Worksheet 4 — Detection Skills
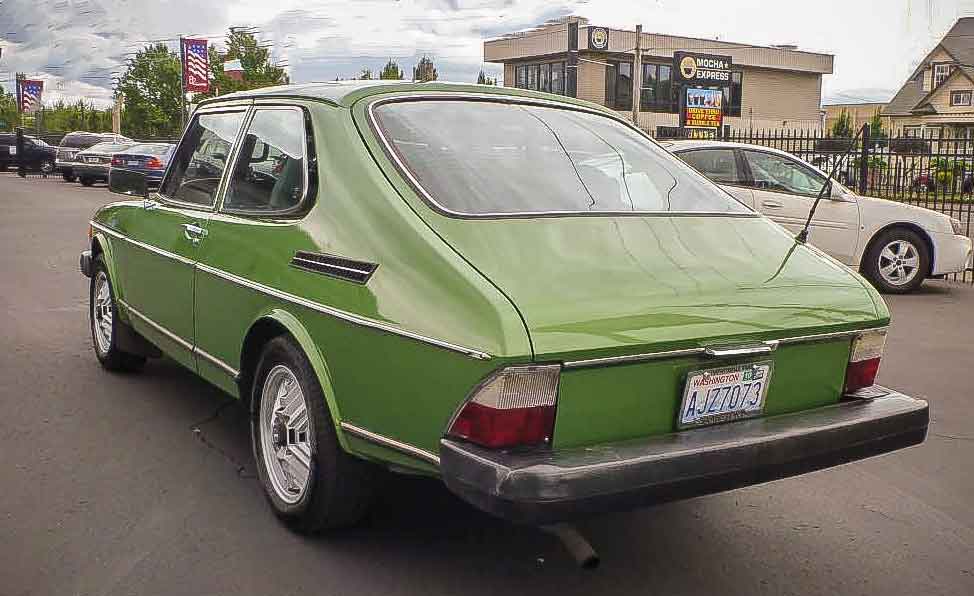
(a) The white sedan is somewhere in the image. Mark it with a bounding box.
[668,140,973,293]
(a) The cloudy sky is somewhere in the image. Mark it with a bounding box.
[2,0,974,108]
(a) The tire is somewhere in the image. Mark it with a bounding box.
[63,173,77,183]
[80,177,95,187]
[251,336,377,533]
[861,228,930,294]
[89,256,146,371]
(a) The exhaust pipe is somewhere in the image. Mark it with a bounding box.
[541,523,600,569]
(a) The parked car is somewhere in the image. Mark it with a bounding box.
[668,140,973,293]
[73,141,136,186]
[0,133,57,174]
[56,132,132,182]
[109,143,175,187]
[81,82,928,534]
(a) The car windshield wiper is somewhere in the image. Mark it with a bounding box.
[796,125,867,244]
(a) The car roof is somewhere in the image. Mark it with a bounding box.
[664,139,812,159]
[197,80,610,112]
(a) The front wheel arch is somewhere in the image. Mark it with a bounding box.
[237,310,348,451]
[860,223,935,279]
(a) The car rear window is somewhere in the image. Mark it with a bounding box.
[373,99,750,216]
[61,134,102,149]
[125,143,173,155]
[85,143,132,154]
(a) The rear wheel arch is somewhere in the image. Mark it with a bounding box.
[860,222,935,277]
[90,234,125,304]
[238,309,349,450]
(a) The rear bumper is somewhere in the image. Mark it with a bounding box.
[73,164,109,179]
[440,389,928,525]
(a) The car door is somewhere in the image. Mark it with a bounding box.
[676,147,754,208]
[192,105,314,394]
[740,149,860,265]
[114,109,247,370]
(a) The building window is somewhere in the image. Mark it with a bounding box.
[639,63,673,113]
[606,61,633,110]
[722,71,743,117]
[551,62,565,94]
[934,63,953,87]
[950,90,972,106]
[513,62,566,95]
[903,126,921,138]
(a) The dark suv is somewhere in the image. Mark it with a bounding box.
[0,133,57,174]
[56,132,132,182]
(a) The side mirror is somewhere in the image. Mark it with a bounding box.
[108,168,148,200]
[830,182,853,201]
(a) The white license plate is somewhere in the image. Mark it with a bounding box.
[8,146,16,155]
[127,160,140,166]
[87,157,99,163]
[678,362,772,428]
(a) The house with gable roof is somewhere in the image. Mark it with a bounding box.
[885,17,974,138]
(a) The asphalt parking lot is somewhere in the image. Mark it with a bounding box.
[1,173,972,596]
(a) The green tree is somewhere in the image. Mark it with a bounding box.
[413,55,437,82]
[198,29,289,99]
[359,68,374,80]
[0,88,18,130]
[117,43,183,138]
[476,70,497,86]
[830,109,853,137]
[868,108,886,139]
[380,60,404,80]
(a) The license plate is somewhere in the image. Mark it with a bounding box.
[678,362,772,428]
[127,160,140,166]
[8,146,16,155]
[87,157,99,163]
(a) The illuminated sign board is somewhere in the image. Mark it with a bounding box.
[683,88,723,129]
[673,51,733,84]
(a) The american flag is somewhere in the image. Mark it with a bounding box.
[181,37,210,93]
[17,79,44,113]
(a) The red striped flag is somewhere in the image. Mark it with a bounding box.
[17,79,44,113]
[181,38,210,93]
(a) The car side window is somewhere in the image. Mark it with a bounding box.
[160,111,245,206]
[743,150,825,196]
[223,108,307,213]
[678,149,745,185]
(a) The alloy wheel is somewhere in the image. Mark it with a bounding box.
[92,271,113,354]
[259,365,313,504]
[877,240,920,287]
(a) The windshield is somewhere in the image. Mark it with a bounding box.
[373,100,750,216]
[85,142,132,154]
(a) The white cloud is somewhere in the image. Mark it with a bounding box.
[4,0,974,109]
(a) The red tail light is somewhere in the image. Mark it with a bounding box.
[448,365,560,449]
[146,157,164,169]
[111,156,123,166]
[844,330,886,394]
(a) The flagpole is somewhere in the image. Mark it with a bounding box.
[179,36,187,132]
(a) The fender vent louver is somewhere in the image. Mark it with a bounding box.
[290,251,378,284]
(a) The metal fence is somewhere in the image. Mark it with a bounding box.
[656,124,973,283]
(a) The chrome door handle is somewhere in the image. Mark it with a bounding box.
[762,200,784,209]
[182,223,208,243]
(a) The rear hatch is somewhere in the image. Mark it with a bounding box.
[425,214,887,447]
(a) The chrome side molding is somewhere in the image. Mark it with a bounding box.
[340,422,440,466]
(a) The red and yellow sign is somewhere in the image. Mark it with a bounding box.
[684,88,723,129]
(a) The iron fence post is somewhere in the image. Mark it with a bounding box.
[858,123,871,195]
[15,127,25,178]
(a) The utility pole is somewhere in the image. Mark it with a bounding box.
[631,24,643,127]
[179,36,187,131]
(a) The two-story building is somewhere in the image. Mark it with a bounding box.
[483,16,834,133]
[885,17,974,138]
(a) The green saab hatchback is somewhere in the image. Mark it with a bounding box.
[80,81,928,531]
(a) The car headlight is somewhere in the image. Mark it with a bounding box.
[951,217,964,235]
